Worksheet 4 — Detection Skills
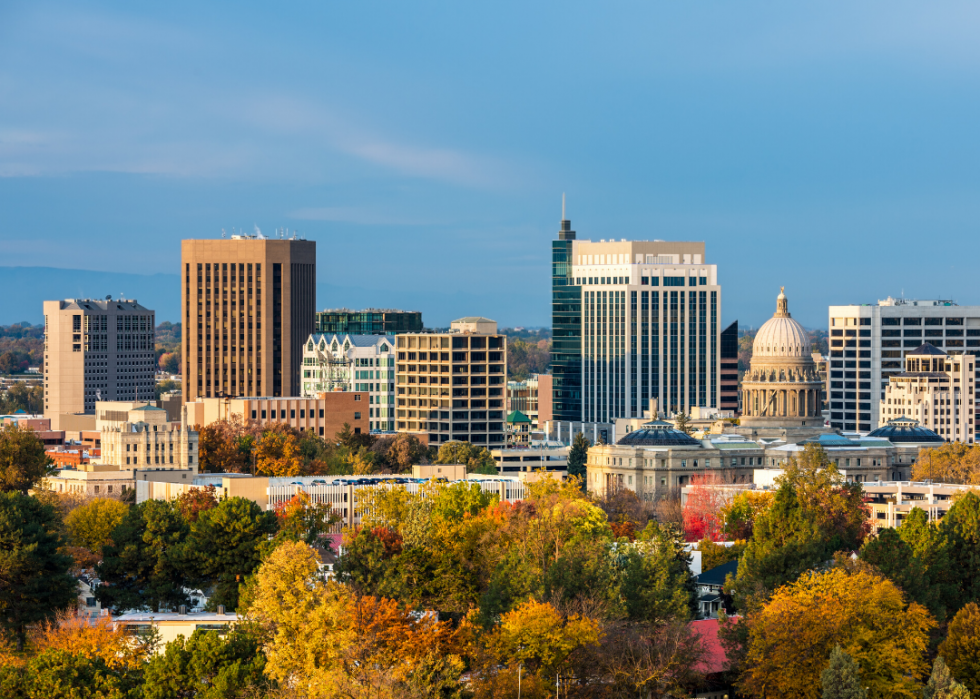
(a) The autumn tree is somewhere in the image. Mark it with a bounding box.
[567,431,590,485]
[0,423,55,493]
[719,490,773,540]
[821,645,867,699]
[923,657,971,699]
[682,474,727,542]
[183,496,278,610]
[254,425,303,477]
[698,538,746,572]
[740,567,934,699]
[913,443,980,485]
[435,440,496,473]
[371,433,428,472]
[174,484,218,522]
[939,602,980,697]
[28,607,150,670]
[63,497,129,558]
[0,493,76,651]
[272,491,340,547]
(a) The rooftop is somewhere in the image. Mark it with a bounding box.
[617,420,702,447]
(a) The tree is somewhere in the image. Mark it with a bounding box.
[64,497,130,556]
[0,423,55,493]
[740,567,934,699]
[143,627,269,699]
[940,491,980,611]
[435,440,496,472]
[335,422,375,450]
[272,491,340,547]
[0,493,75,651]
[174,484,218,523]
[5,649,139,698]
[183,496,278,610]
[97,499,190,613]
[924,657,971,699]
[913,443,980,485]
[682,474,727,542]
[158,351,180,374]
[939,602,980,697]
[618,521,698,622]
[372,433,428,473]
[719,490,773,540]
[28,607,149,670]
[567,431,590,485]
[673,412,693,435]
[821,645,867,699]
[254,426,303,477]
[860,527,945,620]
[699,538,746,572]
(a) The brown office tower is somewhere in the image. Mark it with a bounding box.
[181,235,316,401]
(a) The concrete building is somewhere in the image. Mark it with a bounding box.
[394,317,507,446]
[185,392,369,438]
[300,334,396,431]
[506,374,552,430]
[96,402,198,469]
[315,308,422,336]
[828,297,980,433]
[550,210,723,428]
[879,345,976,443]
[43,298,156,420]
[181,234,316,402]
[115,611,239,650]
[863,480,969,531]
[490,445,568,476]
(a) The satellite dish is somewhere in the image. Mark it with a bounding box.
[105,295,111,300]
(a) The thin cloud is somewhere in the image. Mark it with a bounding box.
[288,207,444,226]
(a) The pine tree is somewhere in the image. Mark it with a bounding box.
[821,645,867,699]
[674,412,693,435]
[567,432,590,488]
[924,657,971,699]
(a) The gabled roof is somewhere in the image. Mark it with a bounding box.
[309,334,395,348]
[131,404,164,411]
[697,559,738,587]
[908,343,946,356]
[453,316,495,323]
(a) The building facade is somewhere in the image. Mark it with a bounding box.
[300,334,396,431]
[181,235,316,402]
[394,317,507,446]
[719,321,739,414]
[314,309,422,336]
[43,299,156,418]
[879,345,976,443]
[506,374,552,430]
[827,297,980,432]
[185,392,369,438]
[97,403,198,469]
[551,215,723,426]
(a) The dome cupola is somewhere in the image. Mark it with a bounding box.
[752,287,812,359]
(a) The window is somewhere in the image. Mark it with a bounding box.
[355,394,362,401]
[354,412,361,419]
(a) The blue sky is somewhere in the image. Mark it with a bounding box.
[2,1,980,328]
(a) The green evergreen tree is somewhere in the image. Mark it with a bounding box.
[183,497,278,610]
[567,431,590,487]
[144,628,268,699]
[924,657,971,699]
[941,491,980,611]
[821,645,867,699]
[0,423,55,493]
[674,412,693,435]
[0,493,76,651]
[860,527,944,620]
[97,499,190,613]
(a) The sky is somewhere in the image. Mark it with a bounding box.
[2,1,980,328]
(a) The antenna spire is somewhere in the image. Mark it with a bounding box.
[562,192,566,221]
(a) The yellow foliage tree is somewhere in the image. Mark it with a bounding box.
[28,608,151,669]
[741,567,935,699]
[63,497,129,556]
[913,443,980,484]
[254,428,303,477]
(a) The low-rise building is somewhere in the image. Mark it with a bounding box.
[862,481,969,531]
[315,308,422,336]
[879,344,976,443]
[185,392,369,438]
[506,374,552,430]
[300,334,395,431]
[696,560,737,620]
[114,610,239,651]
[490,445,568,476]
[40,467,199,498]
[96,402,198,469]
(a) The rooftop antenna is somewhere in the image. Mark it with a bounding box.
[562,192,566,220]
[221,228,226,239]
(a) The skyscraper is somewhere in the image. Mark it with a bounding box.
[551,214,722,424]
[827,297,980,433]
[43,298,156,417]
[181,234,316,401]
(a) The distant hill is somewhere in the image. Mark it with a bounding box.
[0,266,547,327]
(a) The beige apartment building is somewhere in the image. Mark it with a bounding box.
[395,317,507,446]
[879,343,976,443]
[185,392,369,437]
[181,235,316,402]
[96,402,199,469]
[43,298,156,422]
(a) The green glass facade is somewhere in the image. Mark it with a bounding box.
[315,309,422,336]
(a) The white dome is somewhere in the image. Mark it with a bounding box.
[753,288,812,359]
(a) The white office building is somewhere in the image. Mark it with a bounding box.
[828,298,980,432]
[300,334,396,431]
[571,239,722,423]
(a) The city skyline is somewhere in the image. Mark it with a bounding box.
[4,1,980,329]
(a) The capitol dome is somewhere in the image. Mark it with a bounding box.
[752,287,811,359]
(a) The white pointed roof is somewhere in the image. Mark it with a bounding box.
[753,287,811,359]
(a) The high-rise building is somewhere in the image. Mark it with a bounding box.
[394,317,507,446]
[43,298,156,418]
[181,235,316,401]
[828,297,980,432]
[315,309,422,336]
[551,217,723,424]
[720,321,739,414]
[879,344,975,443]
[301,333,396,431]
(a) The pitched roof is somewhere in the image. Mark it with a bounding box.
[690,617,737,675]
[908,342,946,356]
[131,404,164,411]
[697,559,738,587]
[506,410,532,424]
